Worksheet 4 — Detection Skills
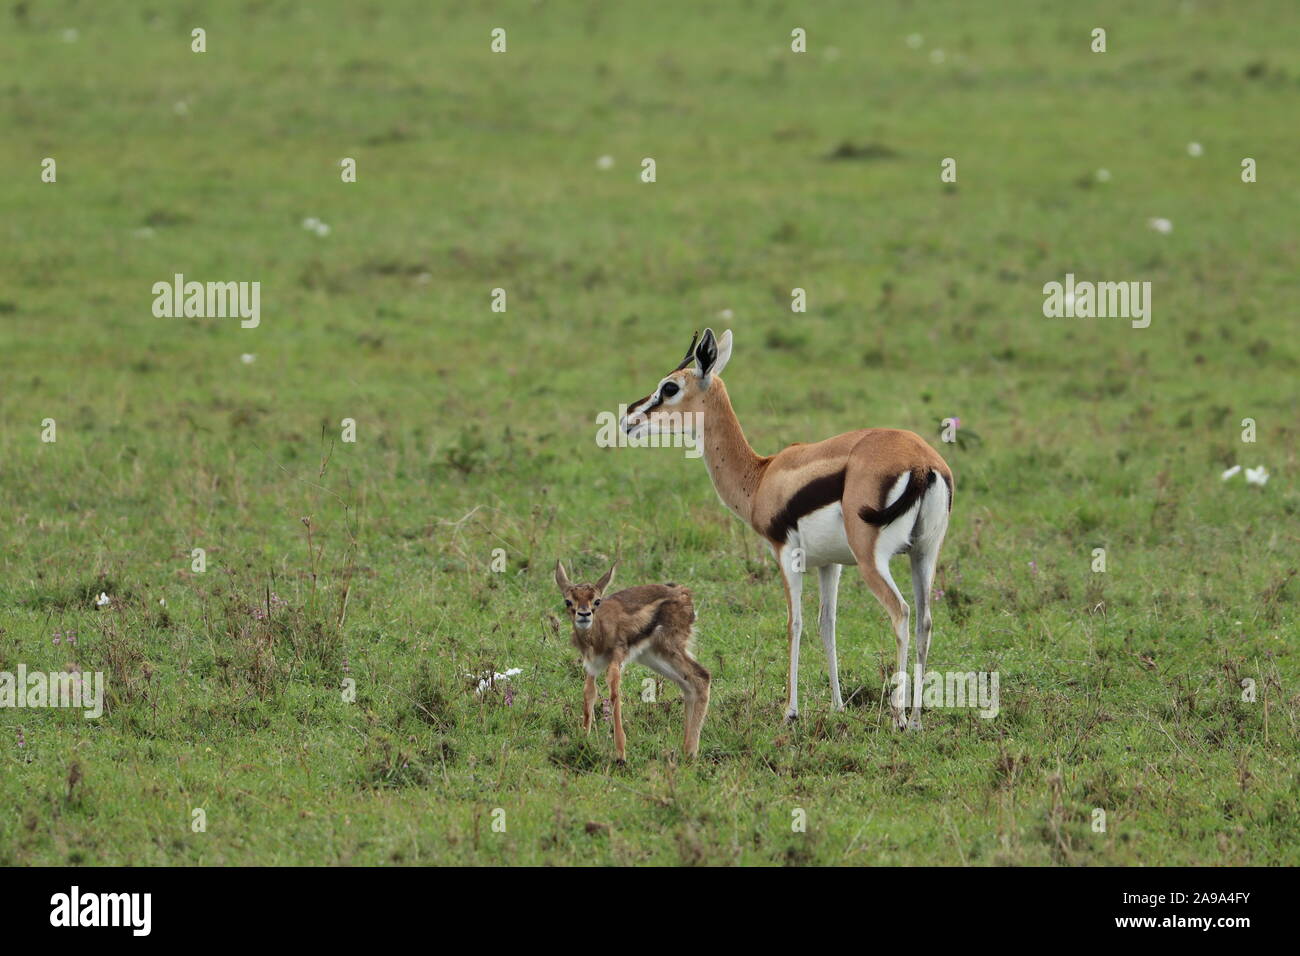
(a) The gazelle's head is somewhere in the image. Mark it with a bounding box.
[620,328,733,440]
[554,561,615,631]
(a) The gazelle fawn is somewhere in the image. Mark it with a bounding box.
[554,561,710,762]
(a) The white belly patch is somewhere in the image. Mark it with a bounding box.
[582,641,653,677]
[791,502,857,567]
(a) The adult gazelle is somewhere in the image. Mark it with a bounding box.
[620,329,953,729]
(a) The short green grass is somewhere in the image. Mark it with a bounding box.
[1,0,1297,865]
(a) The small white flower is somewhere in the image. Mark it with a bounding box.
[718,308,734,320]
[596,155,614,170]
[133,227,155,239]
[314,222,331,237]
[302,217,320,230]
[1244,466,1269,487]
[472,668,523,695]
[61,28,79,43]
[929,48,946,64]
[159,598,167,607]
[906,33,924,49]
[1187,142,1204,157]
[95,592,111,607]
[1148,217,1173,234]
[1096,168,1111,183]
[173,100,190,116]
[1221,465,1242,480]
[241,353,256,365]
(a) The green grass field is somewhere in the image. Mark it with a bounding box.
[1,0,1297,865]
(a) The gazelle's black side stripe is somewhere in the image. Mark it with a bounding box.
[858,468,934,527]
[765,468,846,543]
[627,602,668,645]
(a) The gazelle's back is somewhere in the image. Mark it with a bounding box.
[606,585,694,644]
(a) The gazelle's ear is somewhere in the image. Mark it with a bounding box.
[554,560,571,591]
[711,329,733,377]
[595,562,616,593]
[694,328,719,382]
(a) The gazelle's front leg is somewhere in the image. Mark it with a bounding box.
[817,563,844,711]
[582,674,597,733]
[779,546,805,721]
[605,656,626,762]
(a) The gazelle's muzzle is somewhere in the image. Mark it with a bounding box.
[620,398,654,435]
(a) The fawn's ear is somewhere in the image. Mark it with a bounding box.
[595,563,616,593]
[554,560,571,591]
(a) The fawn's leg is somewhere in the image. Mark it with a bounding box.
[606,657,626,762]
[683,656,711,756]
[582,674,597,733]
[641,644,709,757]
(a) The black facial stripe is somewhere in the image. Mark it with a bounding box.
[765,468,847,543]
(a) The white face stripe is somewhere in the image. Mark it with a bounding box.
[655,376,686,406]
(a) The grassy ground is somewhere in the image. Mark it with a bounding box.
[1,0,1297,865]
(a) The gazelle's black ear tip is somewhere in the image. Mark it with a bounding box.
[695,328,719,368]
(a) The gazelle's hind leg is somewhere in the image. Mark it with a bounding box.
[845,523,911,729]
[641,639,711,757]
[907,481,949,730]
[908,549,935,730]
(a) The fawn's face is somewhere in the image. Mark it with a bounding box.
[560,584,603,630]
[554,561,615,632]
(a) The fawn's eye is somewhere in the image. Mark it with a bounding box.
[661,381,679,398]
[594,599,602,607]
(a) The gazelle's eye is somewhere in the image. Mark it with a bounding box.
[661,381,679,398]
[594,599,602,607]
[564,599,572,607]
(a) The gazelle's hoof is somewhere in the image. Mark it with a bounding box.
[783,707,799,723]
[906,717,924,731]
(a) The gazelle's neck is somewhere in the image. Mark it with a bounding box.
[700,377,767,524]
